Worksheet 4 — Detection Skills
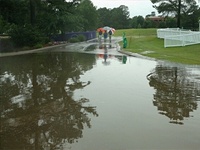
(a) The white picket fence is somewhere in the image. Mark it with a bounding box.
[157,28,200,47]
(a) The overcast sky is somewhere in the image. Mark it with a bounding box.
[91,0,158,17]
[91,0,200,18]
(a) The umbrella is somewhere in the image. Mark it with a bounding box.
[111,28,115,32]
[97,28,105,33]
[103,26,116,34]
[110,28,115,34]
[103,26,111,31]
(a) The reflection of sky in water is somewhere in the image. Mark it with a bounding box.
[72,56,200,150]
[186,67,200,84]
[1,52,200,150]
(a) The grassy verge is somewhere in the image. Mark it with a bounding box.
[114,28,200,65]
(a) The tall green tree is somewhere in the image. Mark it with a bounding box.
[97,5,130,29]
[0,0,29,25]
[0,0,84,46]
[36,0,81,34]
[76,0,98,31]
[150,0,198,28]
[130,16,145,28]
[111,5,130,29]
[97,7,112,27]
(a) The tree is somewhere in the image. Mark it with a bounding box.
[76,0,98,31]
[143,18,154,28]
[0,0,29,25]
[0,0,83,46]
[181,2,200,30]
[36,0,81,34]
[97,7,112,27]
[111,5,130,29]
[130,16,145,28]
[165,17,177,28]
[96,5,130,29]
[130,16,138,28]
[150,0,198,28]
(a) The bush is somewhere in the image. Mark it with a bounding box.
[69,35,86,43]
[33,44,43,49]
[77,34,86,42]
[9,24,46,47]
[69,37,79,43]
[0,15,9,34]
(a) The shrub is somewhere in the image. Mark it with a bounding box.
[0,15,9,34]
[77,34,86,42]
[69,35,86,43]
[33,44,43,49]
[9,24,46,47]
[69,37,79,43]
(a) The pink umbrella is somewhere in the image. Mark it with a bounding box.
[110,28,116,34]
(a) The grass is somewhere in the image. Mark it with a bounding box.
[114,28,200,65]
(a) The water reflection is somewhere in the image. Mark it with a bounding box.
[100,44,110,65]
[98,44,127,65]
[147,62,200,125]
[0,53,98,149]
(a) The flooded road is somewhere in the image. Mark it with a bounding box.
[0,44,200,150]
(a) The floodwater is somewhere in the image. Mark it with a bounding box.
[0,42,200,150]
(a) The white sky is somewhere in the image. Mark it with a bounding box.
[91,0,200,18]
[91,0,158,17]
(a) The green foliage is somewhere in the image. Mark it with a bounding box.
[77,0,98,31]
[0,0,199,51]
[33,43,43,49]
[69,34,86,43]
[0,0,29,25]
[77,34,86,42]
[165,17,177,28]
[9,25,45,47]
[150,0,199,28]
[0,15,12,34]
[97,5,130,29]
[0,15,4,33]
[69,37,80,43]
[110,5,130,29]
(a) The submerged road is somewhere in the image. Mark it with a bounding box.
[0,37,122,57]
[0,36,150,60]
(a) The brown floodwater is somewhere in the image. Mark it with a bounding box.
[0,48,200,150]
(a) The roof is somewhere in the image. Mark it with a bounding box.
[146,16,165,21]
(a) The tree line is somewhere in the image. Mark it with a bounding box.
[0,0,199,48]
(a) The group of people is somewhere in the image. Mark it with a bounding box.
[98,29,112,43]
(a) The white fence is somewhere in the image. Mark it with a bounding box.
[157,28,200,47]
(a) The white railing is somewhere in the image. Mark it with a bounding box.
[157,28,200,47]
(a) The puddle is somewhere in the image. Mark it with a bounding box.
[1,46,200,150]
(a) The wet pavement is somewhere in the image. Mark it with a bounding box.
[48,37,123,55]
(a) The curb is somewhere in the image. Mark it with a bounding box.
[0,43,68,57]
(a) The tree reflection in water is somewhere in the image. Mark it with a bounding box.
[0,53,98,149]
[147,63,200,125]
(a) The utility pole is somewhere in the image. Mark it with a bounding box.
[177,0,181,28]
[199,19,200,31]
